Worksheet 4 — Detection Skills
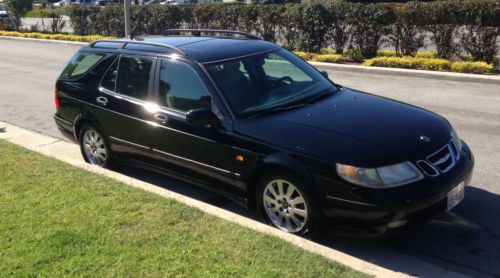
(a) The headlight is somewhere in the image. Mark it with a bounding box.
[336,162,424,188]
[450,128,462,153]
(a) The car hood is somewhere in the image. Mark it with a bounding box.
[235,88,452,168]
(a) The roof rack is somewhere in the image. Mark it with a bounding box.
[89,39,186,56]
[162,29,261,40]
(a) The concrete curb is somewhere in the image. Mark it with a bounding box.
[0,121,472,278]
[1,36,498,85]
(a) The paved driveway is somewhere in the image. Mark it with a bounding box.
[1,38,499,277]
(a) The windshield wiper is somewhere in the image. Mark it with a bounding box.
[304,90,334,105]
[247,90,335,119]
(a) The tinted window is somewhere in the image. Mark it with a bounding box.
[115,55,153,100]
[262,53,312,82]
[159,60,211,112]
[206,49,336,116]
[100,57,118,91]
[60,53,104,79]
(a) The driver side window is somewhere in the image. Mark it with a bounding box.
[159,60,211,112]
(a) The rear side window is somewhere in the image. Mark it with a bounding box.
[60,53,104,79]
[100,55,153,101]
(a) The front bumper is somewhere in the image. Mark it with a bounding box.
[320,142,474,234]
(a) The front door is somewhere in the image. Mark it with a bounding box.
[150,58,238,194]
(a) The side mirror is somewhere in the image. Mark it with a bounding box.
[320,70,329,79]
[186,109,220,127]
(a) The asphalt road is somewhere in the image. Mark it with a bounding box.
[1,38,499,277]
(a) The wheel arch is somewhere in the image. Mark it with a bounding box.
[245,154,315,209]
[73,111,103,140]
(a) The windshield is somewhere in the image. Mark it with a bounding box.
[205,49,337,118]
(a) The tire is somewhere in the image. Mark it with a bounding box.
[78,123,114,168]
[256,170,323,238]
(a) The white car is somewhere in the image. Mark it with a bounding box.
[0,10,9,19]
[52,0,81,7]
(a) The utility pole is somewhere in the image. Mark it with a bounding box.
[124,0,131,38]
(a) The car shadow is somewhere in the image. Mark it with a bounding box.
[113,165,500,278]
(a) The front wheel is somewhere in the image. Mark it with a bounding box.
[256,170,323,237]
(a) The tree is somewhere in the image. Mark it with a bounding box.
[4,0,32,28]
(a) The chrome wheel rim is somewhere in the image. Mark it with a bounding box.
[83,129,107,167]
[263,179,308,233]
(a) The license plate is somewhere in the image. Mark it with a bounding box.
[447,182,465,211]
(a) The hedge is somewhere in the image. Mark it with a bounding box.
[362,56,452,70]
[363,56,494,73]
[450,61,494,73]
[62,0,499,63]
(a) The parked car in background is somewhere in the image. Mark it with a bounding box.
[0,10,9,19]
[54,30,474,237]
[52,0,70,7]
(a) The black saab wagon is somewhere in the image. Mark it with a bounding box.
[54,29,474,237]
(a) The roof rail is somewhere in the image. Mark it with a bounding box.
[89,39,186,56]
[162,29,261,40]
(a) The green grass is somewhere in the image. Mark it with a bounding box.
[25,7,68,18]
[0,140,364,277]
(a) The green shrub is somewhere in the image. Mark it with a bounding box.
[254,4,285,42]
[415,51,438,59]
[349,3,395,59]
[390,2,425,56]
[421,0,461,59]
[326,0,353,54]
[457,0,500,63]
[320,48,336,54]
[363,57,451,71]
[285,4,330,53]
[451,61,494,74]
[4,0,32,28]
[311,54,346,63]
[293,51,314,60]
[25,7,67,18]
[0,18,17,31]
[377,50,397,57]
[343,49,365,63]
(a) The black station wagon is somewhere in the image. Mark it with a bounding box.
[54,29,474,237]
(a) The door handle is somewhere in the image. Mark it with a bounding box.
[96,96,108,106]
[154,114,168,124]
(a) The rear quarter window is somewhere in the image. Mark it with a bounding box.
[60,53,105,79]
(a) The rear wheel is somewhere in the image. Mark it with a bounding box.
[79,124,113,168]
[256,170,323,237]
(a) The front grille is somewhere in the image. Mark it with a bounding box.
[417,160,439,177]
[426,143,456,173]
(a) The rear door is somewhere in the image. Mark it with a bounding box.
[92,54,157,162]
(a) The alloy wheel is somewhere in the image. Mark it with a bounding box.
[82,129,108,167]
[262,179,308,233]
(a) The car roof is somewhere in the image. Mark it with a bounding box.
[88,35,280,64]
